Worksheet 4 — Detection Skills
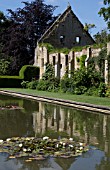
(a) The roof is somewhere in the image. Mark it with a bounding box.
[38,5,72,43]
[38,5,95,44]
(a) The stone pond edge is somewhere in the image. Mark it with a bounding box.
[0,90,110,114]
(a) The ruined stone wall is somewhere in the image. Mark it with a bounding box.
[34,42,110,83]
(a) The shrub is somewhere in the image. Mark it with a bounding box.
[98,82,106,97]
[0,76,22,88]
[60,77,71,93]
[0,59,11,75]
[106,86,110,97]
[60,67,105,96]
[27,80,38,89]
[37,79,48,91]
[37,63,60,92]
[85,86,99,96]
[21,80,29,88]
[19,65,39,81]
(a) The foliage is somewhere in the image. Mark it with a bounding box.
[93,29,110,44]
[37,63,60,92]
[0,76,22,88]
[95,48,107,77]
[39,43,54,53]
[79,55,87,68]
[21,80,29,89]
[41,43,71,54]
[0,0,57,75]
[19,65,39,81]
[60,67,104,95]
[98,0,110,30]
[84,23,96,33]
[98,82,107,97]
[60,76,71,93]
[27,79,38,89]
[105,86,110,97]
[85,86,99,96]
[0,59,11,75]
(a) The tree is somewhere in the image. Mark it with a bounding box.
[1,0,57,75]
[93,29,110,44]
[98,0,110,30]
[84,23,96,33]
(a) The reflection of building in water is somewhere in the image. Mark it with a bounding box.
[32,102,88,141]
[33,102,73,136]
[32,101,110,157]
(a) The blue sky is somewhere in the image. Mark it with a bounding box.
[0,0,107,36]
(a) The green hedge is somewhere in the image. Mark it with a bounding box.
[0,76,22,88]
[0,65,40,88]
[19,65,39,81]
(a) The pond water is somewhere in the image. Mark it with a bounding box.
[0,94,110,170]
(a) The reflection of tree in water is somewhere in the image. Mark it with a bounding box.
[6,157,51,170]
[55,157,75,170]
[19,159,51,170]
[96,156,110,170]
[0,109,34,139]
[23,99,39,112]
[37,103,107,146]
[68,109,103,143]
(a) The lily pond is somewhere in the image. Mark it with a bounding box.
[0,94,110,170]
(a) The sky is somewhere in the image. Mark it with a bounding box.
[0,0,107,36]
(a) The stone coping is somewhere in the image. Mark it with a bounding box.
[0,90,110,115]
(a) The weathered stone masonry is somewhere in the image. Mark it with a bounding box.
[34,5,110,84]
[34,43,110,84]
[38,5,95,49]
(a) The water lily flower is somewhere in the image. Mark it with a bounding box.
[56,144,59,148]
[6,138,11,142]
[79,143,83,146]
[80,146,83,150]
[43,136,49,140]
[69,144,73,148]
[69,138,73,141]
[19,143,23,147]
[63,143,66,146]
[0,140,3,143]
[23,148,27,152]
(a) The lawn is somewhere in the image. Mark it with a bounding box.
[0,88,110,107]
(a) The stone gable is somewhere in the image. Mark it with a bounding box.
[38,5,95,49]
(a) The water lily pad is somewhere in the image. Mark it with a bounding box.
[0,136,89,160]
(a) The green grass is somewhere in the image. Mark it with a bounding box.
[0,88,110,107]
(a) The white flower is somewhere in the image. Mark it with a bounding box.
[69,144,73,148]
[80,146,83,150]
[63,143,66,146]
[56,144,59,148]
[19,143,23,147]
[6,138,11,142]
[69,138,73,141]
[79,143,83,146]
[0,140,3,143]
[43,136,49,140]
[23,148,27,152]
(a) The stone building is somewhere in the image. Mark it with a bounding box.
[37,5,95,49]
[34,5,110,84]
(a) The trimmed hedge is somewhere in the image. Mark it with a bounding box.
[0,76,22,88]
[0,65,40,88]
[19,65,39,81]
